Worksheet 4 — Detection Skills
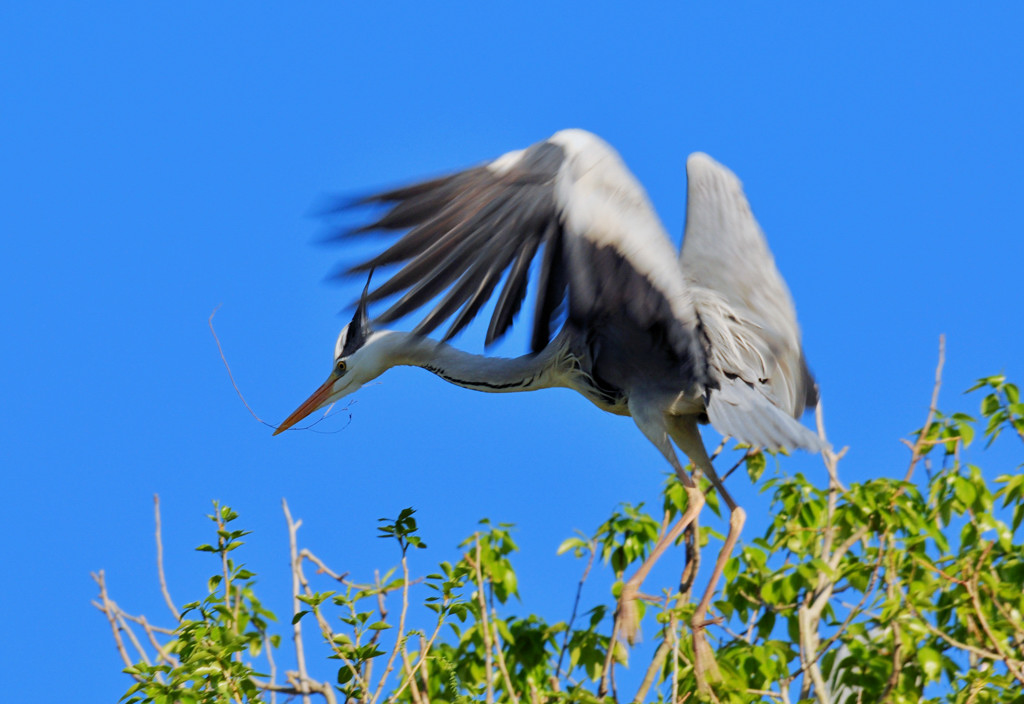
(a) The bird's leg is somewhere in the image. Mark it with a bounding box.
[613,407,705,646]
[668,417,746,695]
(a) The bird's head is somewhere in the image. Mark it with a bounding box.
[274,277,390,435]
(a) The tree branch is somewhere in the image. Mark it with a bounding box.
[906,335,946,482]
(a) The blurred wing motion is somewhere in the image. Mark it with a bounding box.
[336,129,707,381]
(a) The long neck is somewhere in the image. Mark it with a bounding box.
[381,331,565,393]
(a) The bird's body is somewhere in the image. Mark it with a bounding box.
[275,129,824,663]
[277,129,822,475]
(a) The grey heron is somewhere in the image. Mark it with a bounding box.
[275,129,824,666]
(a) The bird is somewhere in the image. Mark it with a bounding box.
[274,128,824,662]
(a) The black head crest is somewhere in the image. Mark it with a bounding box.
[338,270,374,358]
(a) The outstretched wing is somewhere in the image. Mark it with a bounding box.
[680,153,822,448]
[337,129,706,376]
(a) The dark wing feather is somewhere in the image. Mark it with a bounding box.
[337,142,567,351]
[335,129,704,368]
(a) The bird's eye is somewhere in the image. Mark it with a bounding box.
[335,359,347,374]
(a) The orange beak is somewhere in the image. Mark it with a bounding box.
[273,373,338,435]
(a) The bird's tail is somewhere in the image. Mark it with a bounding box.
[706,375,828,453]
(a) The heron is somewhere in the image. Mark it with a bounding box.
[275,129,824,672]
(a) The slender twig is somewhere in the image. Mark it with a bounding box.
[119,611,176,635]
[209,305,273,427]
[419,634,430,698]
[878,552,904,704]
[983,582,1024,645]
[288,505,366,700]
[371,551,414,704]
[634,636,671,702]
[719,449,757,483]
[300,548,350,583]
[122,612,176,666]
[390,604,450,701]
[113,608,152,668]
[468,539,496,704]
[92,571,134,670]
[810,548,886,666]
[967,544,1024,683]
[209,306,346,433]
[489,612,520,704]
[282,500,313,704]
[556,541,596,676]
[903,599,1004,661]
[263,630,279,704]
[153,495,178,621]
[670,610,680,704]
[906,335,946,482]
[364,572,387,694]
[400,640,425,704]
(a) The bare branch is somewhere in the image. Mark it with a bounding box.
[300,548,350,583]
[556,540,596,676]
[153,495,179,621]
[263,630,279,704]
[371,551,414,704]
[905,334,946,482]
[630,630,671,699]
[282,499,314,704]
[121,612,176,666]
[468,538,496,704]
[490,613,520,704]
[92,571,135,671]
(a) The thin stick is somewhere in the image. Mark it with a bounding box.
[490,612,520,704]
[263,630,279,704]
[209,306,346,433]
[906,334,946,482]
[300,548,350,583]
[209,305,273,426]
[114,609,153,668]
[390,606,450,702]
[370,551,414,704]
[282,499,313,704]
[556,542,596,676]
[633,631,671,702]
[123,612,176,666]
[153,495,178,621]
[92,571,134,670]
[470,539,496,704]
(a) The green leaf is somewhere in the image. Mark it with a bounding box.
[746,452,767,482]
[291,610,310,625]
[917,646,942,683]
[557,537,586,556]
[954,476,977,506]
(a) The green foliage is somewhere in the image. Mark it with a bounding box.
[119,502,274,704]
[99,374,1024,703]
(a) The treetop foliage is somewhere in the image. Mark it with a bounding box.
[95,362,1024,703]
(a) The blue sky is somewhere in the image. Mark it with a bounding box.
[2,3,1022,700]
